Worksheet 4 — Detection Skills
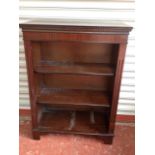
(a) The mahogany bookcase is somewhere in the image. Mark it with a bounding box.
[20,20,132,144]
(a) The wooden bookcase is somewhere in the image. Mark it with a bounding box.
[20,20,132,144]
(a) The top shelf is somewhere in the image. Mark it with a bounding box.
[19,19,132,35]
[34,61,115,76]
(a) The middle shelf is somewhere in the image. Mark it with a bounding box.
[34,61,115,76]
[37,88,111,110]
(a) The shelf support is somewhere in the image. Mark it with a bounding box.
[90,111,95,124]
[68,111,76,130]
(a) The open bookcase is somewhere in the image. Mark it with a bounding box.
[20,20,132,144]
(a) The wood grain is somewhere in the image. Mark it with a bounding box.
[21,21,132,143]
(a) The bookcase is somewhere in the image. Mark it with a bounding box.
[20,20,132,144]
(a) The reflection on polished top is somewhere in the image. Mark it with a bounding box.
[20,18,131,27]
[20,19,132,34]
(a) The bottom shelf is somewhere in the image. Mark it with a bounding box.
[38,109,112,136]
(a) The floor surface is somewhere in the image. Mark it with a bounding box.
[20,119,134,155]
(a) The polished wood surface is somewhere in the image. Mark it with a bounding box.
[20,19,132,34]
[34,63,115,76]
[20,20,132,143]
[37,88,110,109]
[41,74,113,91]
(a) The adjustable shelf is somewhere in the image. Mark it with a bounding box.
[37,88,111,111]
[20,19,132,144]
[34,61,115,76]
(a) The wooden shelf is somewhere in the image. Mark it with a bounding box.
[39,110,112,136]
[37,88,111,110]
[34,62,115,76]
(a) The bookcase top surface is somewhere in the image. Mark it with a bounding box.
[20,19,132,34]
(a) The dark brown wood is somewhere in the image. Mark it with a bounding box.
[19,19,132,34]
[40,74,113,91]
[34,63,115,76]
[23,31,128,43]
[36,42,118,64]
[20,20,132,144]
[32,130,40,140]
[37,89,110,109]
[109,44,128,133]
[23,40,38,129]
[39,110,111,136]
[19,108,135,123]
